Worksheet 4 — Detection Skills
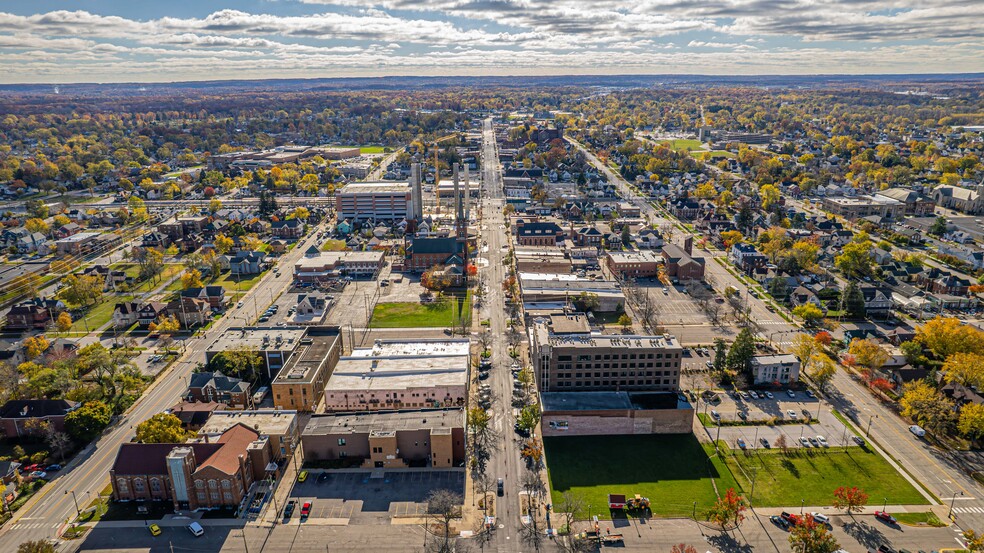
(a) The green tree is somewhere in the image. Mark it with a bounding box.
[517,404,541,431]
[841,281,866,319]
[726,329,756,380]
[789,514,840,553]
[835,238,873,279]
[64,400,112,442]
[713,339,728,373]
[135,413,189,443]
[617,313,633,332]
[929,216,948,237]
[792,304,824,326]
[218,345,263,385]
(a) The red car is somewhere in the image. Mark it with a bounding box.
[874,511,897,524]
[22,464,42,473]
[300,501,312,521]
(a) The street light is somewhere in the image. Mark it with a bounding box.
[66,490,81,519]
[800,499,805,515]
[949,491,964,519]
[866,414,878,436]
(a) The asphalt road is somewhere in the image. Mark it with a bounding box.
[0,221,329,552]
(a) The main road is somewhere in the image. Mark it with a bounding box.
[0,220,329,552]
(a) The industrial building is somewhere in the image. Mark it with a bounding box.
[540,392,694,436]
[322,339,470,412]
[293,250,385,282]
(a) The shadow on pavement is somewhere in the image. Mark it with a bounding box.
[843,519,888,549]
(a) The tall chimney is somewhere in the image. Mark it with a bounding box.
[684,236,693,256]
[410,163,423,222]
[463,165,470,220]
[453,163,462,223]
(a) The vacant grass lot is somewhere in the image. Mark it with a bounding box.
[544,434,740,518]
[659,138,704,152]
[321,239,348,251]
[70,296,132,332]
[718,443,927,508]
[371,294,471,328]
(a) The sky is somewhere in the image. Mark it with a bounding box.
[0,0,982,83]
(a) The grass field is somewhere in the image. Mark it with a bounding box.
[360,146,387,154]
[321,239,348,252]
[212,271,264,292]
[659,138,704,152]
[371,293,471,328]
[718,443,927,507]
[893,511,945,526]
[70,296,132,332]
[544,434,740,518]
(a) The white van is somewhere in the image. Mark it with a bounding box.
[253,386,269,405]
[188,522,205,537]
[909,425,926,437]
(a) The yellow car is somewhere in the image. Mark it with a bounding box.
[297,470,308,483]
[148,523,162,536]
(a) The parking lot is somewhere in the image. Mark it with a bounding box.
[700,392,858,450]
[640,281,718,326]
[286,470,465,525]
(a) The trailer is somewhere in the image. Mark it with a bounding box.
[608,494,627,510]
[602,534,624,545]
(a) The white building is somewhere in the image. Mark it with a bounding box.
[335,182,413,222]
[750,354,800,385]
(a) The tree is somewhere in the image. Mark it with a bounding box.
[848,338,889,371]
[832,486,869,514]
[23,335,49,360]
[214,233,234,255]
[60,274,102,306]
[841,281,866,319]
[789,514,840,553]
[775,434,789,454]
[706,488,748,529]
[835,238,873,279]
[671,545,699,553]
[219,345,263,384]
[900,380,955,435]
[55,311,72,333]
[714,339,728,373]
[136,413,189,443]
[17,540,57,553]
[46,430,71,463]
[64,400,112,442]
[759,184,780,210]
[963,529,984,553]
[621,224,631,246]
[617,313,633,332]
[959,403,984,443]
[291,206,310,220]
[517,403,541,431]
[181,269,204,290]
[151,315,181,349]
[24,218,49,235]
[127,195,149,223]
[135,247,165,282]
[929,216,948,237]
[425,489,461,553]
[209,198,222,213]
[726,328,756,379]
[793,304,824,326]
[943,353,984,389]
[916,316,984,360]
[10,273,41,298]
[720,230,743,248]
[809,355,837,393]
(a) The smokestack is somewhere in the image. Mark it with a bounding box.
[410,163,423,222]
[684,236,693,256]
[453,163,462,222]
[463,165,470,220]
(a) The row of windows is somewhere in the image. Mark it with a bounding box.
[553,381,675,388]
[568,352,678,361]
[555,370,678,378]
[558,362,678,370]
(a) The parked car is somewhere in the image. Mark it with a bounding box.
[786,390,796,398]
[737,438,746,449]
[816,436,828,447]
[297,470,308,483]
[711,410,721,420]
[22,464,41,473]
[874,511,897,524]
[497,478,504,496]
[808,437,820,447]
[300,501,312,521]
[737,411,747,420]
[770,515,789,529]
[29,471,47,480]
[799,437,811,448]
[852,436,866,446]
[877,545,896,553]
[811,512,830,525]
[909,425,926,437]
[765,392,774,399]
[749,391,759,399]
[188,522,205,537]
[318,472,329,483]
[283,500,296,520]
[149,523,162,536]
[45,464,62,471]
[760,438,770,448]
[787,409,797,419]
[806,390,816,398]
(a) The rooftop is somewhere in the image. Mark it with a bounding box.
[207,326,307,356]
[607,251,662,263]
[541,392,685,412]
[326,339,470,393]
[274,326,342,384]
[544,329,680,350]
[751,354,799,365]
[303,408,463,435]
[198,410,298,437]
[55,231,101,243]
[338,182,410,194]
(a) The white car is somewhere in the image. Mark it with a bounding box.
[786,390,796,398]
[799,437,811,447]
[765,392,774,399]
[909,425,926,437]
[811,512,830,525]
[816,435,829,447]
[188,522,205,537]
[787,409,797,419]
[711,410,721,419]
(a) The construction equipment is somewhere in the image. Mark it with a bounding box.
[626,494,651,511]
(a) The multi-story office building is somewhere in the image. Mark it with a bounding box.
[530,313,683,393]
[335,182,413,222]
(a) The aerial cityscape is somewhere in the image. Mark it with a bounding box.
[1,3,984,553]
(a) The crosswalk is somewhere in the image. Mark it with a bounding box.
[953,506,984,514]
[7,521,61,530]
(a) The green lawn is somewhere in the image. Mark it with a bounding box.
[360,146,387,154]
[371,293,471,328]
[211,271,264,292]
[70,296,131,333]
[544,434,740,518]
[701,150,736,159]
[894,511,945,526]
[659,138,704,152]
[132,264,183,293]
[718,444,927,508]
[321,239,348,252]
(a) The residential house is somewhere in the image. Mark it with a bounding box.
[168,401,223,431]
[271,219,304,239]
[225,251,265,276]
[181,286,226,309]
[4,298,64,331]
[54,223,82,239]
[167,297,211,329]
[112,302,141,329]
[138,302,169,328]
[729,243,768,274]
[860,285,893,319]
[0,399,78,438]
[188,371,251,408]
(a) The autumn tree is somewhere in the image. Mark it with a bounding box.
[706,488,748,530]
[775,434,789,454]
[835,237,873,279]
[720,230,743,248]
[671,545,699,553]
[832,486,869,514]
[848,338,889,371]
[135,247,165,282]
[943,353,984,389]
[214,233,234,255]
[55,311,72,333]
[17,540,57,553]
[793,304,824,326]
[900,380,956,436]
[958,403,984,444]
[60,274,103,306]
[150,315,181,349]
[64,400,112,442]
[916,316,984,360]
[181,268,204,290]
[963,529,984,553]
[135,413,189,443]
[23,335,49,360]
[617,313,633,332]
[25,218,49,235]
[789,514,840,553]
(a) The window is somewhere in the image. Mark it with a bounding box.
[222,480,231,489]
[208,479,218,489]
[197,492,206,501]
[150,478,161,492]
[338,438,346,446]
[116,479,129,493]
[133,479,145,492]
[223,492,233,501]
[211,491,220,500]
[195,480,205,489]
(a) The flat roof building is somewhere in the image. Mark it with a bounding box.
[198,410,299,461]
[301,408,465,468]
[335,181,413,222]
[540,391,693,436]
[323,339,470,412]
[531,313,682,393]
[293,251,385,282]
[206,326,307,380]
[271,326,343,412]
[518,273,625,312]
[750,354,800,385]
